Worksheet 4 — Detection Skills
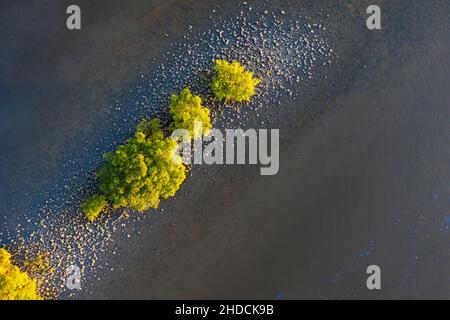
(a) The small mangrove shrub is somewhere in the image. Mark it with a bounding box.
[80,194,107,221]
[169,87,212,140]
[97,119,186,212]
[211,59,261,102]
[0,248,43,300]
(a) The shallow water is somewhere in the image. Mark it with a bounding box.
[0,0,449,298]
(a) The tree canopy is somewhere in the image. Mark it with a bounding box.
[211,60,261,102]
[81,58,261,221]
[0,248,42,300]
[169,87,212,140]
[81,194,107,221]
[97,119,186,212]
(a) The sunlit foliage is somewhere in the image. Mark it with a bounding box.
[211,60,261,102]
[169,87,212,140]
[97,119,186,212]
[0,248,42,300]
[80,194,107,221]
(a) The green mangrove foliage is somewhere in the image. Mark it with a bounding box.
[81,58,260,221]
[80,194,107,221]
[96,119,186,212]
[0,248,42,300]
[169,87,212,140]
[211,59,261,102]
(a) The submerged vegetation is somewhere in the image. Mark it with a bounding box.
[0,248,42,300]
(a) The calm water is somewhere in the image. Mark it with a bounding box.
[0,0,449,298]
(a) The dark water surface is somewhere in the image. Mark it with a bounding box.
[0,0,449,298]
